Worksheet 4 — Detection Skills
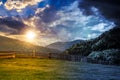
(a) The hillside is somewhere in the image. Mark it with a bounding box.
[64,27,120,65]
[0,36,60,53]
[46,40,84,51]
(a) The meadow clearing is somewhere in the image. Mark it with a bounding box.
[0,58,120,80]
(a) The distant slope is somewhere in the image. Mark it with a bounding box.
[0,36,60,53]
[46,40,84,51]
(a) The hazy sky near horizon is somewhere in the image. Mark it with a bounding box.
[0,0,117,46]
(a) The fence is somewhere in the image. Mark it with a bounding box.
[0,51,15,58]
[15,52,83,62]
[49,53,83,62]
[0,51,84,62]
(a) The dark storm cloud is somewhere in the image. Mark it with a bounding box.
[79,0,120,25]
[0,17,27,34]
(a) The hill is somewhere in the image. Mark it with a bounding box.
[0,36,60,53]
[46,40,84,51]
[64,27,120,65]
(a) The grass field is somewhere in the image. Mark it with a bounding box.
[0,58,83,80]
[0,58,71,80]
[0,58,120,80]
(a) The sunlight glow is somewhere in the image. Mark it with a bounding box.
[25,31,36,42]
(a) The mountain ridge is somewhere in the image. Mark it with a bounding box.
[46,40,84,51]
[0,36,60,53]
[64,27,120,65]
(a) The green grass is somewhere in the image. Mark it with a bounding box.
[0,58,75,80]
[0,58,120,80]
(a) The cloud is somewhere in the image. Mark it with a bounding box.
[79,0,120,25]
[4,0,42,12]
[0,17,27,34]
[2,0,50,19]
[88,33,98,39]
[0,1,2,5]
[42,1,114,40]
[91,22,114,32]
[0,24,17,34]
[0,0,116,46]
[32,1,115,41]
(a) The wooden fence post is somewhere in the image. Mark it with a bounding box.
[33,50,36,58]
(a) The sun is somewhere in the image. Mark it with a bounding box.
[25,31,36,41]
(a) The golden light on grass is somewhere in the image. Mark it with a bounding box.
[25,31,37,42]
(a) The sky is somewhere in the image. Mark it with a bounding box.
[0,0,118,46]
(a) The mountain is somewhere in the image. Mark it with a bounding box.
[64,27,120,65]
[46,40,84,51]
[0,36,60,53]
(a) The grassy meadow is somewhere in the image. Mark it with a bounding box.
[0,58,120,80]
[0,58,72,80]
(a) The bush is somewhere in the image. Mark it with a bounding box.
[88,49,120,65]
